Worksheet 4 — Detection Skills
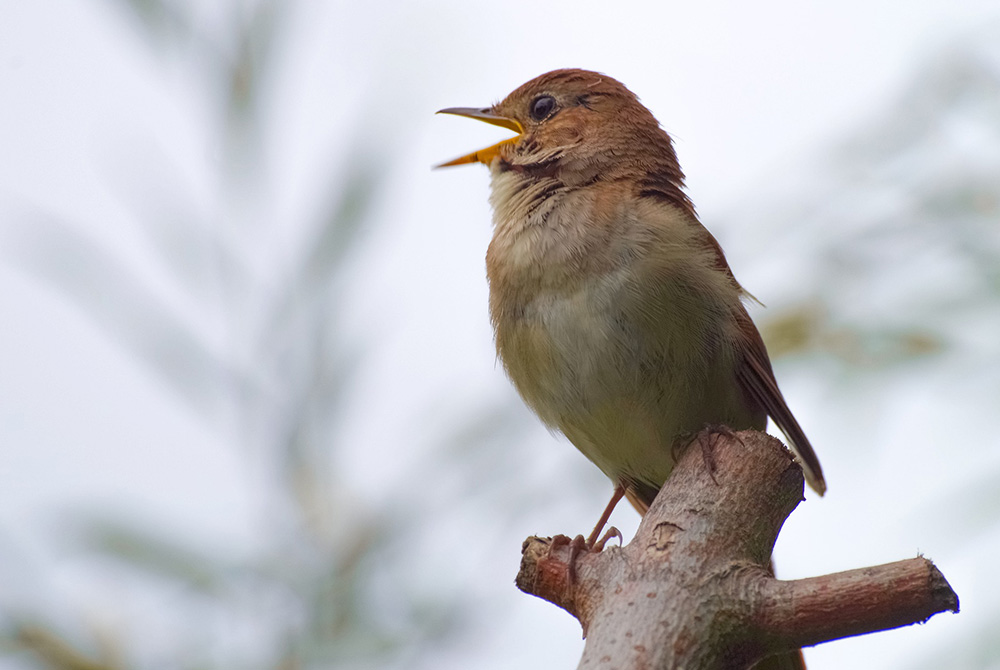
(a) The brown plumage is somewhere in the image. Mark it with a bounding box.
[439,69,825,515]
[439,67,821,670]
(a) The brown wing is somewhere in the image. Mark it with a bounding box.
[694,221,826,495]
[735,307,826,495]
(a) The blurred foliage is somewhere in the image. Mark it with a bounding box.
[2,625,120,670]
[755,44,1000,377]
[0,0,458,668]
[761,303,944,365]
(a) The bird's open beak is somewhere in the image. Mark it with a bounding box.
[435,107,523,168]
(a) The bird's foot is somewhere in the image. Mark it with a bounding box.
[550,527,623,583]
[692,424,744,484]
[591,526,623,552]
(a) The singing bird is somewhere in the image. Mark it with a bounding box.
[437,69,825,544]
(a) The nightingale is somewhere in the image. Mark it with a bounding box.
[437,68,826,543]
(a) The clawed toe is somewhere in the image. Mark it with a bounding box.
[693,424,743,484]
[550,526,624,583]
[591,526,623,552]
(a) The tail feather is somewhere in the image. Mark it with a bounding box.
[735,306,827,495]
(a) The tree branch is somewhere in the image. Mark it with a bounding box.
[516,430,958,669]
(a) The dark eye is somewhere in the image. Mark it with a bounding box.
[530,95,556,121]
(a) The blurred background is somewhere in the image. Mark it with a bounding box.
[1,1,998,668]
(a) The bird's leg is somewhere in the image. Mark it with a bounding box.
[585,484,626,547]
[548,484,627,584]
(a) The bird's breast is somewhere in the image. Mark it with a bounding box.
[494,267,636,423]
[483,172,755,488]
[490,263,702,486]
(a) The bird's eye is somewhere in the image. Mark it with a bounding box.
[529,95,556,121]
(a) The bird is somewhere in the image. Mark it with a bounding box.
[436,68,825,546]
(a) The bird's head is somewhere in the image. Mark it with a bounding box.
[437,69,682,188]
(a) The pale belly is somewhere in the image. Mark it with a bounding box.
[495,271,759,491]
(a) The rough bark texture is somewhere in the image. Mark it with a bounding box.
[516,430,959,670]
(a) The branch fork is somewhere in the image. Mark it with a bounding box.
[516,431,958,669]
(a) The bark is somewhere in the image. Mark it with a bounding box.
[516,430,959,670]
